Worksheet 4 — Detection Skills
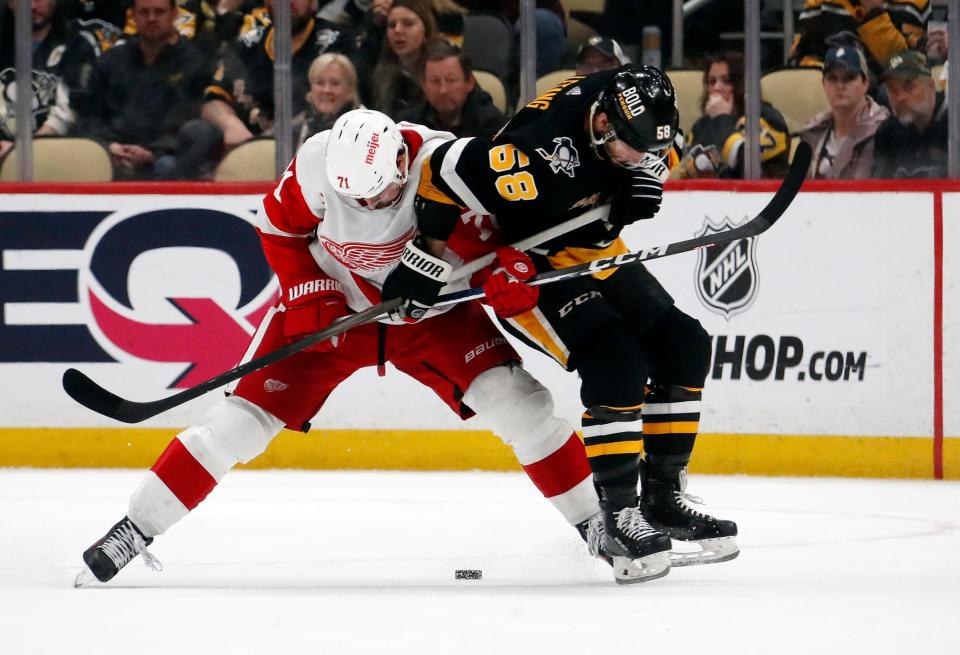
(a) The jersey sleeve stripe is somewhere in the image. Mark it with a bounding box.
[439,138,491,216]
[255,203,312,238]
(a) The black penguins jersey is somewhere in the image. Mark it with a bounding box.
[416,69,680,260]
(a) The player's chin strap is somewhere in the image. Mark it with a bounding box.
[587,100,617,162]
[358,141,410,211]
[586,99,668,173]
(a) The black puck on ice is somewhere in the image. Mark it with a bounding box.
[454,569,482,580]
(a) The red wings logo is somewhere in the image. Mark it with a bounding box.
[319,228,416,272]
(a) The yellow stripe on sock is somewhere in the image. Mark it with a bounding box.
[585,440,644,457]
[643,421,700,435]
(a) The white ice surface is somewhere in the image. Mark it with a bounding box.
[1,470,958,654]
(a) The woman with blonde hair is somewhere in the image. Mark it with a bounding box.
[298,53,363,147]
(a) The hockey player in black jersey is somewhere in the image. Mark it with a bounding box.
[381,65,739,577]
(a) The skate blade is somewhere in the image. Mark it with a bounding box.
[669,536,740,567]
[612,550,671,585]
[74,564,99,588]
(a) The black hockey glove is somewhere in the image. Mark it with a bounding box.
[607,167,664,226]
[381,235,453,322]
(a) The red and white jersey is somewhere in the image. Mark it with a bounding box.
[256,122,472,323]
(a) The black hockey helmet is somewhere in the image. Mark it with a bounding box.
[596,65,679,154]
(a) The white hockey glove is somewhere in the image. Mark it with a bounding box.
[381,236,453,322]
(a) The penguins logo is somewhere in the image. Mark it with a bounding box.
[535,136,580,178]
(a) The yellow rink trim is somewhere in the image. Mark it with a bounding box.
[0,428,958,480]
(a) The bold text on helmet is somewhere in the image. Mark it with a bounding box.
[618,86,646,120]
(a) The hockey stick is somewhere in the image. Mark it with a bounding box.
[62,142,810,423]
[61,210,611,424]
[62,298,402,424]
[447,204,609,282]
[435,141,811,305]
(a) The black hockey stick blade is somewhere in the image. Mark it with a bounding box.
[62,299,402,423]
[435,140,812,307]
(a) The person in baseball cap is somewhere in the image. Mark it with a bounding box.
[576,35,630,75]
[797,42,889,179]
[881,50,938,130]
[873,49,947,177]
[823,43,870,79]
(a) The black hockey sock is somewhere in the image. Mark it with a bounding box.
[582,407,642,509]
[642,384,700,458]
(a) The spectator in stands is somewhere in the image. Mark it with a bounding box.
[575,35,628,75]
[457,0,566,76]
[926,20,947,65]
[202,0,357,148]
[368,0,436,117]
[800,44,889,179]
[789,0,929,76]
[674,52,791,179]
[79,0,221,179]
[117,0,225,55]
[873,50,948,178]
[298,52,361,147]
[0,0,103,162]
[397,40,504,138]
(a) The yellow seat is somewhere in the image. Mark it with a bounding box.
[564,0,604,13]
[535,69,578,98]
[0,138,112,182]
[474,70,508,114]
[666,69,704,137]
[214,138,276,181]
[932,64,945,92]
[760,68,830,133]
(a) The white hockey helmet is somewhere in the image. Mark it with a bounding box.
[325,109,409,202]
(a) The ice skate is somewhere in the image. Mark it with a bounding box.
[582,502,671,584]
[76,516,162,587]
[641,457,739,567]
[576,512,611,566]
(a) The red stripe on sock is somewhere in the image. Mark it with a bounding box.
[522,433,592,498]
[151,438,217,510]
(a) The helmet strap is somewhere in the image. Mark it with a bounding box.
[394,141,410,189]
[587,100,616,162]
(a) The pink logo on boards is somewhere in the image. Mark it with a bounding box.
[319,227,416,273]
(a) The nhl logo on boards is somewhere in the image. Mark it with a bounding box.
[694,216,758,319]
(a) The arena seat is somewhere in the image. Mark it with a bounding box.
[462,13,514,81]
[563,0,604,14]
[214,138,276,181]
[474,70,508,114]
[666,69,704,137]
[932,64,945,92]
[761,68,829,133]
[535,69,578,98]
[0,138,112,182]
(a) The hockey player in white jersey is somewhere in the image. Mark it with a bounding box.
[78,110,663,586]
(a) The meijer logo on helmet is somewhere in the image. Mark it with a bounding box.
[365,132,381,164]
